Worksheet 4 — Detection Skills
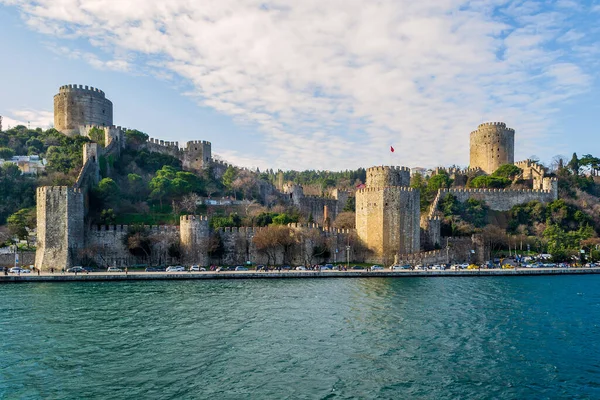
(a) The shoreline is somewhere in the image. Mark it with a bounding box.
[1,267,600,283]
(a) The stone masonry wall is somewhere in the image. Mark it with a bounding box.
[35,187,85,271]
[86,225,180,267]
[54,85,113,136]
[366,166,411,188]
[180,215,210,266]
[469,122,515,174]
[438,187,557,212]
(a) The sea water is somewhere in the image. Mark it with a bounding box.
[1,276,599,399]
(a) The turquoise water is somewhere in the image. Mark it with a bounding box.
[1,276,599,399]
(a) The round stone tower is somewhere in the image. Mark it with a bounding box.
[180,215,210,266]
[366,166,411,188]
[54,84,113,136]
[469,122,515,174]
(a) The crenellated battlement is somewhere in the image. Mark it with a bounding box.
[477,122,506,128]
[37,186,83,195]
[57,84,106,97]
[440,187,552,195]
[357,186,416,193]
[186,140,211,146]
[81,124,124,131]
[366,166,411,173]
[90,224,179,233]
[180,215,209,222]
[148,137,180,148]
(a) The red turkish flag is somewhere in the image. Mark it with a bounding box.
[390,146,395,153]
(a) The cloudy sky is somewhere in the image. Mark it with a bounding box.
[1,0,599,171]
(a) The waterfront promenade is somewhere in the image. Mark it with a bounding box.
[1,267,600,283]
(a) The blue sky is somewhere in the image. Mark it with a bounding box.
[1,0,599,171]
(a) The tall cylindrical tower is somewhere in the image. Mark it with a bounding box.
[366,166,411,188]
[54,84,113,136]
[469,122,515,174]
[180,215,210,266]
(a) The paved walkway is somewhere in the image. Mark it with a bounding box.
[2,267,600,283]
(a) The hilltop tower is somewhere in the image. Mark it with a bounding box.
[35,186,85,271]
[54,84,113,136]
[356,166,420,265]
[180,215,210,265]
[469,122,515,174]
[182,140,212,171]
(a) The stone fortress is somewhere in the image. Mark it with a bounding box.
[34,85,559,270]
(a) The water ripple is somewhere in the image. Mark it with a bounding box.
[1,276,600,399]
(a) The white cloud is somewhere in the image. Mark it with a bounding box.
[1,109,54,130]
[1,0,597,170]
[46,43,131,72]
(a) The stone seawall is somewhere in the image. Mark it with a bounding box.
[2,268,599,283]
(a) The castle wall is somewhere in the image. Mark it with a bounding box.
[439,187,557,212]
[54,85,113,136]
[86,225,180,267]
[0,251,36,267]
[469,122,515,174]
[35,187,84,271]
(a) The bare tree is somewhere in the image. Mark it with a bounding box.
[334,212,355,229]
[180,193,201,214]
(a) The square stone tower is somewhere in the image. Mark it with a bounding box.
[355,166,420,265]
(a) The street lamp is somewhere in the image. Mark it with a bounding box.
[346,245,351,269]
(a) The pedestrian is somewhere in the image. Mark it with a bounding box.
[125,266,128,275]
[50,267,54,274]
[61,267,65,275]
[37,268,40,276]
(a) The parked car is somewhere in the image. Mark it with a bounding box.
[145,267,159,272]
[431,265,444,270]
[321,265,332,270]
[414,265,425,270]
[281,265,291,270]
[235,266,248,271]
[67,266,85,273]
[296,266,307,270]
[107,267,122,272]
[166,266,185,272]
[371,265,384,271]
[351,265,365,270]
[9,267,30,274]
[189,265,206,271]
[391,265,411,271]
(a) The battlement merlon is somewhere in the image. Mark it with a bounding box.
[57,84,106,98]
[37,186,83,195]
[180,215,209,222]
[366,166,411,172]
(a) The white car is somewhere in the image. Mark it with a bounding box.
[189,265,206,271]
[9,267,27,274]
[107,267,122,272]
[391,265,411,271]
[431,265,444,270]
[166,266,185,272]
[296,266,307,270]
[370,265,384,271]
[414,265,425,270]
